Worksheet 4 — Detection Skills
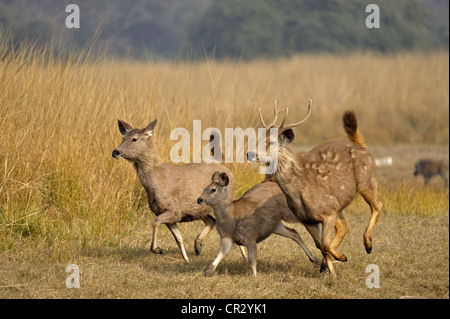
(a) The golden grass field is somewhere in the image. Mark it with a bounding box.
[0,37,448,299]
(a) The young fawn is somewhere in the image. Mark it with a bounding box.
[197,171,318,277]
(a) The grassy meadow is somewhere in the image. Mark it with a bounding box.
[0,37,448,298]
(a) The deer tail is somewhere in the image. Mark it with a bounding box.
[343,110,366,148]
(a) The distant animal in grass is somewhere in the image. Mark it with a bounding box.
[414,159,448,186]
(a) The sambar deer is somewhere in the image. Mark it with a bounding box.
[414,159,448,186]
[197,171,319,277]
[112,118,235,262]
[248,99,382,278]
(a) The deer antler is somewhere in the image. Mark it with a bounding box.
[279,98,312,131]
[258,100,286,128]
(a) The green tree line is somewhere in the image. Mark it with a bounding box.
[0,0,448,59]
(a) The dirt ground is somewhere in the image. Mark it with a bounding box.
[0,144,448,299]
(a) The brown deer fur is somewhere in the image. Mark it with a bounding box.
[197,171,318,277]
[112,118,235,262]
[414,159,448,186]
[250,99,382,278]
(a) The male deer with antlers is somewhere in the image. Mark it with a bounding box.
[112,118,235,262]
[248,99,382,278]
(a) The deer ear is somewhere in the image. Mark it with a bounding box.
[280,128,295,144]
[218,172,229,187]
[144,118,158,137]
[118,119,133,135]
[211,171,221,182]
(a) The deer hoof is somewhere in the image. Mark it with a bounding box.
[336,255,348,262]
[151,247,163,254]
[204,266,215,277]
[364,236,373,254]
[194,241,202,256]
[320,264,328,273]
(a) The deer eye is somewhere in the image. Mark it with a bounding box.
[132,138,137,142]
[210,188,216,193]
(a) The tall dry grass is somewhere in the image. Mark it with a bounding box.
[0,36,448,264]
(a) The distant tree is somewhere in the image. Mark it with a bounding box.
[188,0,449,59]
[189,0,285,58]
[0,0,448,59]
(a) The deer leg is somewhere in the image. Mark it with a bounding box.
[322,251,336,279]
[166,223,189,263]
[273,222,319,264]
[322,216,348,263]
[152,211,188,261]
[360,189,382,254]
[320,218,340,279]
[303,223,322,250]
[304,223,328,272]
[204,237,233,276]
[150,218,163,255]
[239,245,248,260]
[194,214,216,256]
[246,241,258,278]
[330,211,350,253]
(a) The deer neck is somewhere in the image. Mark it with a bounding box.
[274,146,298,177]
[212,201,235,228]
[134,144,162,180]
[273,146,303,191]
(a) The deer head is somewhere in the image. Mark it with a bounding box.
[247,98,312,167]
[197,171,230,206]
[112,118,158,162]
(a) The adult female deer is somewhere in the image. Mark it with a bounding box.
[112,118,235,262]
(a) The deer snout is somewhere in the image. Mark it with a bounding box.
[247,151,257,163]
[197,197,204,205]
[112,149,122,159]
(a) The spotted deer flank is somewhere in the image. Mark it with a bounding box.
[248,99,382,278]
